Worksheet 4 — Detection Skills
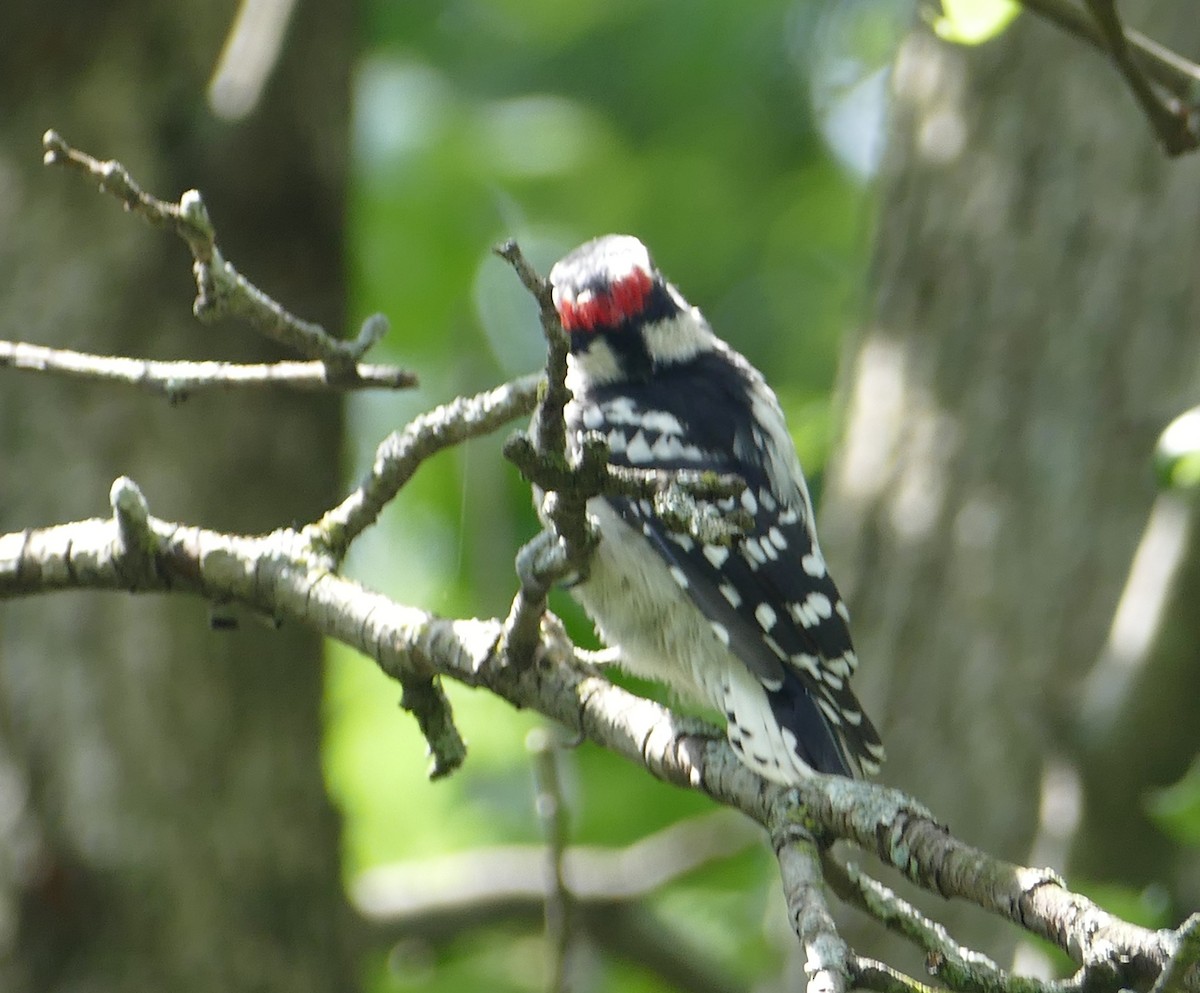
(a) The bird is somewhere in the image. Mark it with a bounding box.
[541,234,884,782]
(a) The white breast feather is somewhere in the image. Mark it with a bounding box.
[572,500,817,783]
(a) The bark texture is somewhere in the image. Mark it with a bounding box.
[822,3,1200,962]
[0,3,356,990]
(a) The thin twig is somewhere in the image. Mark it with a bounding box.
[1017,0,1200,96]
[1014,0,1199,156]
[494,241,595,669]
[1081,0,1197,155]
[529,728,575,993]
[0,339,417,399]
[42,130,394,375]
[398,673,467,779]
[312,373,542,560]
[494,240,568,460]
[851,956,941,993]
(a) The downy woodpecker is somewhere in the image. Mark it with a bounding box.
[545,234,883,781]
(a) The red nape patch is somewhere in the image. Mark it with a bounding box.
[558,267,653,332]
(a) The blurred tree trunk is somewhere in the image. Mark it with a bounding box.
[0,2,357,991]
[822,3,1200,964]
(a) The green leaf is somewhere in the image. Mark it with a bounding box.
[1148,757,1200,848]
[1156,407,1200,490]
[932,0,1021,45]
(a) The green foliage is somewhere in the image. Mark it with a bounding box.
[1155,407,1200,490]
[1073,881,1173,931]
[1149,758,1200,848]
[326,0,889,988]
[931,0,1021,45]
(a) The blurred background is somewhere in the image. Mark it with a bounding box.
[1,0,1198,991]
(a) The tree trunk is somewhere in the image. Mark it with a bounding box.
[0,3,357,990]
[822,3,1200,963]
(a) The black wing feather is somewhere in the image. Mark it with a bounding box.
[572,352,883,776]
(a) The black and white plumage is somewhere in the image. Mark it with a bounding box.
[545,234,884,781]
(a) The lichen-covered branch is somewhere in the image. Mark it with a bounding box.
[398,673,467,779]
[0,484,1191,993]
[823,856,1084,993]
[785,776,1185,992]
[492,241,593,670]
[1151,914,1200,993]
[850,956,941,993]
[770,816,852,993]
[12,143,1197,991]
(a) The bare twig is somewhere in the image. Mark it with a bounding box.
[1081,0,1198,155]
[398,673,466,779]
[528,729,575,993]
[1014,0,1200,155]
[493,241,595,670]
[0,339,417,399]
[1017,0,1200,95]
[312,373,542,561]
[494,240,568,460]
[42,130,396,376]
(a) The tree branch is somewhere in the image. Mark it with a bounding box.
[851,956,941,993]
[311,372,542,561]
[397,673,467,780]
[494,240,569,464]
[1151,914,1200,993]
[41,130,402,379]
[1081,0,1198,156]
[492,241,751,672]
[1014,0,1200,155]
[771,817,852,993]
[492,240,594,670]
[786,777,1185,992]
[0,339,417,399]
[15,136,1197,990]
[0,490,1191,993]
[824,855,1085,993]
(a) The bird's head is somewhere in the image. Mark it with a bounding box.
[549,235,712,386]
